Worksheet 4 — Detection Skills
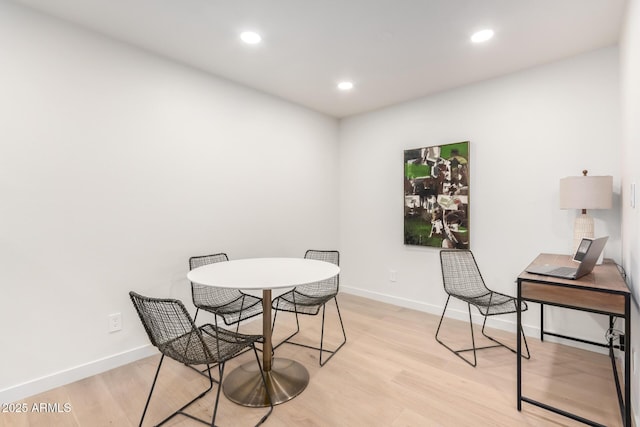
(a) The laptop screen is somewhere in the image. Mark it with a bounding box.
[573,239,592,262]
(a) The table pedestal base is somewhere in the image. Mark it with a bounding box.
[223,357,309,407]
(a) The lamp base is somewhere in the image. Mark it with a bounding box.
[573,213,594,253]
[573,213,604,264]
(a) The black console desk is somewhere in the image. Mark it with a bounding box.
[517,254,631,427]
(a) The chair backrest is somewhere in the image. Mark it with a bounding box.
[129,291,210,363]
[297,250,340,297]
[439,250,490,298]
[189,253,242,306]
[190,253,229,269]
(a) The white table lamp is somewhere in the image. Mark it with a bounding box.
[559,170,612,252]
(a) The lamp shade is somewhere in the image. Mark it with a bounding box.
[559,175,612,210]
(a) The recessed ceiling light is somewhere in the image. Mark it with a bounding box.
[471,29,494,43]
[337,81,354,91]
[240,31,262,44]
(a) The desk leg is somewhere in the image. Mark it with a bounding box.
[540,303,544,342]
[223,289,309,407]
[517,281,522,411]
[624,296,631,427]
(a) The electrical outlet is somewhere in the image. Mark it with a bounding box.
[108,313,122,333]
[389,270,397,282]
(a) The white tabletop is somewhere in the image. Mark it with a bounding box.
[187,257,340,290]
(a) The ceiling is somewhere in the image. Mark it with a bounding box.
[13,0,627,118]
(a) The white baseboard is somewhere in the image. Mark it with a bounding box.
[342,285,443,314]
[0,344,157,404]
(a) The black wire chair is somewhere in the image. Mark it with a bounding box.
[129,292,272,427]
[189,253,263,329]
[271,250,346,366]
[436,250,530,367]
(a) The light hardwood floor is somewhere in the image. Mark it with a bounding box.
[0,293,625,426]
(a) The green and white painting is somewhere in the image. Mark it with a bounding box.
[404,141,470,248]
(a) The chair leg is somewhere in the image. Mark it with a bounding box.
[435,298,481,367]
[138,355,165,427]
[480,317,531,360]
[318,297,347,366]
[139,356,216,427]
[149,352,270,427]
[271,300,301,351]
[436,297,531,367]
[210,362,225,426]
[274,298,347,366]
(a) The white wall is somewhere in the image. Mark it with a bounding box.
[620,0,640,425]
[338,47,621,342]
[0,1,339,402]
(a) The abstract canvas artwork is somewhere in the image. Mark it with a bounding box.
[404,141,470,248]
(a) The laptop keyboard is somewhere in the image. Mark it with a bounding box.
[548,266,576,276]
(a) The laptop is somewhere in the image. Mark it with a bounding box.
[525,236,609,279]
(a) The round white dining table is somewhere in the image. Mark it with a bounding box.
[187,257,340,407]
